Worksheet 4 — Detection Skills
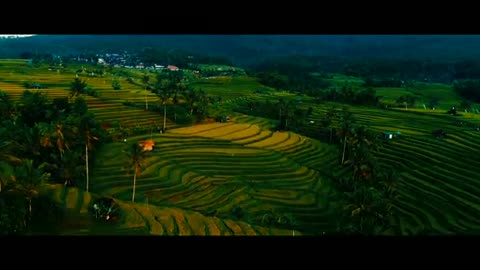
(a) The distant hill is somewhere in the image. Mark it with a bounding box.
[2,35,480,65]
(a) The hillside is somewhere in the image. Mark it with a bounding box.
[2,58,480,236]
[3,35,480,65]
[40,184,302,236]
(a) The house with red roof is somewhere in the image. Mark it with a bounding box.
[167,65,179,71]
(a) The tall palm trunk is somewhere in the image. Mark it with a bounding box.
[341,135,347,165]
[145,87,148,111]
[85,142,89,192]
[132,172,137,203]
[163,103,167,131]
[29,198,32,218]
[26,197,32,228]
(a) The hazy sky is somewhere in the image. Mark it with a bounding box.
[0,34,34,38]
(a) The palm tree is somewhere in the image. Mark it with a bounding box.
[155,82,173,131]
[345,126,381,181]
[12,159,50,225]
[342,185,390,235]
[0,128,22,165]
[337,107,355,165]
[379,167,399,200]
[36,122,75,159]
[322,106,338,143]
[79,114,98,192]
[194,89,210,122]
[123,143,147,203]
[284,100,296,129]
[183,86,199,116]
[60,150,84,187]
[142,75,150,110]
[0,161,14,193]
[276,98,286,129]
[171,82,186,123]
[70,77,88,98]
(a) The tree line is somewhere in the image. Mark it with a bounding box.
[0,86,106,234]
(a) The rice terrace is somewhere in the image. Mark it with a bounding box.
[1,34,480,236]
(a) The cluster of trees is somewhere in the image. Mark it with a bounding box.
[362,77,404,88]
[453,79,480,103]
[139,70,215,127]
[342,58,479,84]
[70,77,100,98]
[321,107,398,234]
[234,102,399,234]
[253,54,480,90]
[251,58,382,108]
[313,85,379,107]
[255,70,332,94]
[234,98,311,132]
[0,85,105,234]
[138,48,233,70]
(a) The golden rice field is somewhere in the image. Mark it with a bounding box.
[90,123,339,235]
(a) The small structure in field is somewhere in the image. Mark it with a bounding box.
[381,131,401,140]
[167,65,179,71]
[139,140,155,151]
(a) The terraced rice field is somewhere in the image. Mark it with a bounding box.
[190,76,274,101]
[289,101,480,235]
[90,123,339,234]
[0,62,175,130]
[221,95,480,234]
[4,60,480,235]
[40,184,299,235]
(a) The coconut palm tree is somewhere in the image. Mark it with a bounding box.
[322,106,338,143]
[59,150,84,187]
[36,122,71,159]
[275,98,297,130]
[0,161,14,194]
[70,77,88,98]
[183,86,199,116]
[342,185,390,235]
[12,159,50,225]
[142,74,150,110]
[155,82,173,131]
[346,126,381,181]
[337,107,355,165]
[171,82,186,123]
[123,143,147,203]
[79,114,99,192]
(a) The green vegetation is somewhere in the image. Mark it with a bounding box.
[1,46,480,237]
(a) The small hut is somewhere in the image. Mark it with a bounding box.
[139,140,155,152]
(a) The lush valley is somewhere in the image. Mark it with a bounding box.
[1,36,480,236]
